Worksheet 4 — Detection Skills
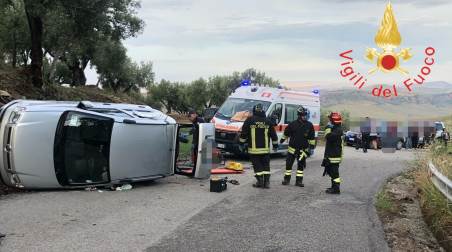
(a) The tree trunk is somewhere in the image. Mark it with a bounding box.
[25,4,43,88]
[12,33,17,68]
[70,65,87,86]
[123,84,134,93]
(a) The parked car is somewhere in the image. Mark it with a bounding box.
[344,131,359,146]
[0,100,215,189]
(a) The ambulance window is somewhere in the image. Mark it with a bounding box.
[269,103,282,124]
[285,104,298,124]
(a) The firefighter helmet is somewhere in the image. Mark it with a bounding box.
[328,112,342,125]
[297,106,308,117]
[252,103,265,117]
[253,103,263,113]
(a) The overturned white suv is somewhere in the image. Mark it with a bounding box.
[0,100,216,189]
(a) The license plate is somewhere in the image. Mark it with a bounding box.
[217,143,225,149]
[349,138,354,141]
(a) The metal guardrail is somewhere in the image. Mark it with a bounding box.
[429,161,452,202]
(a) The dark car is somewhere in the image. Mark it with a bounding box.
[345,131,359,146]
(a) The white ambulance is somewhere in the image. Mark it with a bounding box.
[212,85,320,155]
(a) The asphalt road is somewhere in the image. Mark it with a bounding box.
[0,147,414,252]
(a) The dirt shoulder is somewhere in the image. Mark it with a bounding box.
[376,170,445,252]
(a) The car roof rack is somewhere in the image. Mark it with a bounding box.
[77,101,94,109]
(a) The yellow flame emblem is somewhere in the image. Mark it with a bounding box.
[366,2,412,74]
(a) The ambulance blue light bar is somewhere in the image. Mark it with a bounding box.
[241,79,251,86]
[312,89,319,95]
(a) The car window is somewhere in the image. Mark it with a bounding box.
[54,111,114,185]
[284,104,298,124]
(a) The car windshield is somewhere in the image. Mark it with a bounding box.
[435,123,443,131]
[54,112,114,185]
[216,98,271,119]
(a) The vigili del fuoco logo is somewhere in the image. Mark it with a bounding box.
[339,2,436,98]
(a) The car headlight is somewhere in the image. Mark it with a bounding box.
[9,107,26,124]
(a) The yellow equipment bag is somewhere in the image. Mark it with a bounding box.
[225,161,244,171]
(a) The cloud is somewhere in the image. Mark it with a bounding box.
[120,0,452,84]
[329,0,450,6]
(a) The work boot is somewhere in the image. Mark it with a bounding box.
[253,175,263,188]
[263,174,271,189]
[326,178,333,190]
[326,183,340,194]
[282,175,291,185]
[295,177,304,187]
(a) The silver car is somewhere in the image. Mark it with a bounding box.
[0,100,184,189]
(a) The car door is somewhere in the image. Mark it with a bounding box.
[267,103,284,152]
[109,122,177,181]
[194,123,217,179]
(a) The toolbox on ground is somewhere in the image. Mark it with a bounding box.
[210,177,228,192]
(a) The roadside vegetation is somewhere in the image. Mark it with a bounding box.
[414,115,452,250]
[376,115,452,251]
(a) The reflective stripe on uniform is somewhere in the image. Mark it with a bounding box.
[248,148,270,154]
[239,138,247,143]
[281,134,288,140]
[284,170,292,176]
[324,128,332,135]
[288,146,296,154]
[328,157,342,163]
[262,171,271,175]
[255,172,264,176]
[251,128,256,150]
[333,177,342,183]
[299,151,307,160]
[296,170,304,177]
[308,140,316,145]
[264,128,269,150]
[272,140,278,145]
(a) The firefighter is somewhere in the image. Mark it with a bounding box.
[239,104,278,189]
[280,106,315,187]
[322,112,344,194]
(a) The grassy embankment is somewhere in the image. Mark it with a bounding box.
[414,115,452,250]
[376,115,452,250]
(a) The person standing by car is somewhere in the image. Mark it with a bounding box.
[360,117,371,153]
[188,109,205,173]
[442,128,450,148]
[322,112,344,194]
[239,104,278,189]
[279,106,315,187]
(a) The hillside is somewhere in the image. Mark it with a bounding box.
[320,83,452,120]
[0,69,143,106]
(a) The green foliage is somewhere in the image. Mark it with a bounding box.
[146,69,280,113]
[207,75,229,107]
[186,78,209,112]
[1,0,145,87]
[320,109,351,131]
[0,0,30,67]
[375,190,396,214]
[148,79,188,113]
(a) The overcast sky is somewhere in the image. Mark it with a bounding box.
[87,0,452,88]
